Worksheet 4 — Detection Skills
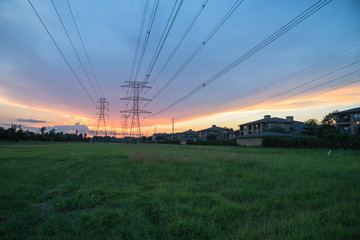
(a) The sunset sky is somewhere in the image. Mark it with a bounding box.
[1,0,359,135]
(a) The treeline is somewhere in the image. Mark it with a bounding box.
[0,125,89,142]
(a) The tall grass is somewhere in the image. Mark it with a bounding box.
[0,142,359,239]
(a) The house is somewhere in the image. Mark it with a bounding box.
[227,130,240,139]
[198,125,233,140]
[152,133,172,141]
[335,107,360,134]
[239,115,308,135]
[236,115,309,146]
[175,129,198,140]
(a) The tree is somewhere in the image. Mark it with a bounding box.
[49,129,56,136]
[321,110,338,128]
[304,118,319,136]
[40,127,46,135]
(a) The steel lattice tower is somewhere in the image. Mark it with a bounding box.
[121,81,151,137]
[120,114,129,136]
[96,98,109,136]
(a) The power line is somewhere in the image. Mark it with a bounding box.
[146,0,244,105]
[144,0,209,93]
[66,0,105,98]
[209,41,360,111]
[148,0,333,117]
[235,59,360,111]
[27,0,97,107]
[271,68,360,104]
[216,73,360,127]
[128,0,150,82]
[51,0,100,99]
[140,0,184,90]
[133,0,160,83]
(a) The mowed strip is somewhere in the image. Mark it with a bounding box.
[0,142,359,239]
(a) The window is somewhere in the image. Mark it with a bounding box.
[354,113,360,121]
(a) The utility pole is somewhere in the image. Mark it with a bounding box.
[121,81,151,137]
[96,98,109,136]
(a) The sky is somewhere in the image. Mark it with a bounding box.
[0,0,360,135]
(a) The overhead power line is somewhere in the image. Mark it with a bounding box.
[209,41,360,111]
[51,0,100,99]
[145,0,244,105]
[144,0,209,94]
[27,0,97,107]
[133,0,160,83]
[211,61,360,125]
[140,0,184,89]
[66,0,105,98]
[129,0,150,82]
[216,72,360,127]
[148,0,333,117]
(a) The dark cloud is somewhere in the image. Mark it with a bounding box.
[16,118,47,123]
[1,122,90,134]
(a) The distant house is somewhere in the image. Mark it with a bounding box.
[227,130,240,139]
[198,125,233,140]
[152,133,172,141]
[175,129,198,140]
[335,107,360,134]
[239,115,308,136]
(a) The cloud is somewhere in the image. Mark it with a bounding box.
[50,122,89,134]
[16,118,47,123]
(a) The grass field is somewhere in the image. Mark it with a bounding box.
[0,142,359,239]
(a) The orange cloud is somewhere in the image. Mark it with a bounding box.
[0,96,98,128]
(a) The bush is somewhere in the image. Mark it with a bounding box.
[187,139,237,146]
[262,135,360,149]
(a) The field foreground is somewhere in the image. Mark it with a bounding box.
[0,142,359,239]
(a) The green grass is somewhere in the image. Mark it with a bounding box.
[0,142,359,239]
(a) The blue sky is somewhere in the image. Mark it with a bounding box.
[0,0,359,134]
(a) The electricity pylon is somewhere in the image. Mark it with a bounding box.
[121,81,151,137]
[96,98,109,136]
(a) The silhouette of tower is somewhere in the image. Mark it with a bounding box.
[96,98,109,136]
[121,81,151,137]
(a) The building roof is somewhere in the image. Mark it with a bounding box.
[178,129,198,135]
[291,121,309,133]
[239,117,292,126]
[237,132,306,138]
[198,125,232,132]
[336,107,360,115]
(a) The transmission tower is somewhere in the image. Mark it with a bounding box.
[120,113,130,136]
[121,81,151,137]
[96,98,109,136]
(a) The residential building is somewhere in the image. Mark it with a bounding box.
[227,130,240,139]
[236,115,309,146]
[198,125,233,140]
[335,107,360,134]
[175,129,198,140]
[239,115,308,135]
